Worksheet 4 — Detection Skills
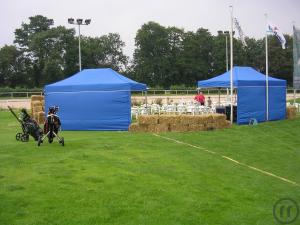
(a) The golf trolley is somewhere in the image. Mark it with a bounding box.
[8,106,43,142]
[38,106,64,146]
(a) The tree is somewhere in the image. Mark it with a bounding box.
[267,35,293,85]
[181,28,213,84]
[133,22,170,87]
[0,16,294,88]
[162,27,185,86]
[0,45,27,87]
[29,26,76,84]
[14,15,53,51]
[210,33,228,75]
[81,33,128,72]
[13,15,56,86]
[243,37,265,72]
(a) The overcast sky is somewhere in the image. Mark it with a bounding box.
[1,0,300,58]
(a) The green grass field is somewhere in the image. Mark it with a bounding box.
[0,111,300,225]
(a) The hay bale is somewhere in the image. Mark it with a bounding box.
[38,111,44,117]
[219,120,231,129]
[195,115,204,124]
[179,115,197,125]
[213,114,231,129]
[211,113,228,129]
[32,112,38,122]
[200,114,214,124]
[188,124,205,132]
[144,123,168,133]
[206,114,214,123]
[132,112,230,133]
[159,115,181,125]
[129,123,140,132]
[212,113,226,122]
[205,122,216,131]
[31,95,44,102]
[31,100,43,107]
[147,124,157,133]
[157,115,170,124]
[154,124,169,133]
[169,124,189,132]
[37,111,45,124]
[33,106,43,113]
[137,115,159,125]
[286,106,297,119]
[129,123,148,132]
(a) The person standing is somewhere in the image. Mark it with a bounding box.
[207,96,212,107]
[194,92,205,106]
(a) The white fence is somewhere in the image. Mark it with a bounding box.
[0,92,43,99]
[0,89,299,98]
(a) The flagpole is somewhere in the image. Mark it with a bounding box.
[230,5,234,124]
[265,13,269,121]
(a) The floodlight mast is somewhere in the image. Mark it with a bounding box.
[229,6,234,124]
[47,19,54,26]
[219,30,233,72]
[68,18,91,71]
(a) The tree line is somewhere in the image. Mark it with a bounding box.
[0,15,293,89]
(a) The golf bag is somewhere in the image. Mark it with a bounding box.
[8,106,43,142]
[38,106,64,146]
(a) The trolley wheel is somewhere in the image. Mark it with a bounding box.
[60,137,64,146]
[21,134,29,142]
[16,133,22,141]
[48,138,53,143]
[37,136,42,146]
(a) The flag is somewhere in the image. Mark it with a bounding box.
[267,23,286,49]
[234,17,247,47]
[293,25,300,89]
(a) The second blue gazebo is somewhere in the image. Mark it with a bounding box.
[198,66,286,124]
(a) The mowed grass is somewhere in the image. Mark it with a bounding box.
[0,111,299,225]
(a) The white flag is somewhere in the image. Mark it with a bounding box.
[234,18,247,47]
[267,23,286,49]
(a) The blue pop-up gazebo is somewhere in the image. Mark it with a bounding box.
[198,66,286,124]
[44,68,146,130]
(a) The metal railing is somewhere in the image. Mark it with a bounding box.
[0,88,299,98]
[0,92,43,99]
[132,89,227,96]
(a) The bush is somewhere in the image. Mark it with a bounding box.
[169,84,196,90]
[149,85,164,90]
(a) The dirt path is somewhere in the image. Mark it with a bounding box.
[0,99,31,109]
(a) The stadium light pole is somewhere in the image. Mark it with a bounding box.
[68,18,91,71]
[224,30,235,100]
[292,21,296,105]
[47,19,54,26]
[264,13,269,121]
[229,6,234,124]
[224,31,230,72]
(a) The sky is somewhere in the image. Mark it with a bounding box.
[1,0,300,58]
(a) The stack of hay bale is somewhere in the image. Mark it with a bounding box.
[31,95,45,124]
[129,114,231,133]
[286,106,297,119]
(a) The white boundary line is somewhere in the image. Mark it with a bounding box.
[153,134,300,187]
